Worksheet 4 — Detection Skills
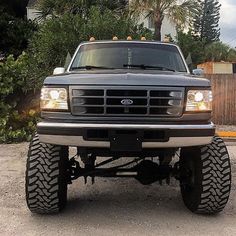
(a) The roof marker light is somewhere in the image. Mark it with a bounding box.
[163,36,170,43]
[127,36,132,41]
[89,37,96,41]
[113,36,118,40]
[141,36,146,41]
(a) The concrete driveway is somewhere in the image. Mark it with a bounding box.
[0,143,235,236]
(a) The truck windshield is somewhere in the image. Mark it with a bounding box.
[70,43,187,72]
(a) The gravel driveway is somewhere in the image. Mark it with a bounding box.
[0,143,235,236]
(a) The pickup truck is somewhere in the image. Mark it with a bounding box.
[25,39,231,215]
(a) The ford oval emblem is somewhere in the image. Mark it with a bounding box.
[121,99,134,105]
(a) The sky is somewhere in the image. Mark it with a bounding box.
[220,0,236,47]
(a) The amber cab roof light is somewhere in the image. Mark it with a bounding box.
[163,36,170,43]
[89,37,96,41]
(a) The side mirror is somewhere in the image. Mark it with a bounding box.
[192,68,204,76]
[53,67,65,75]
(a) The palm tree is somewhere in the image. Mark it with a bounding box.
[129,0,198,40]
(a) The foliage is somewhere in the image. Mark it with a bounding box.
[37,0,128,18]
[177,31,205,67]
[193,0,221,44]
[28,6,153,74]
[0,5,152,143]
[0,0,28,18]
[204,42,236,62]
[177,31,236,67]
[129,0,198,40]
[228,49,236,62]
[0,53,39,143]
[0,10,37,57]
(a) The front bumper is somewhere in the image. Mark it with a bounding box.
[37,122,215,148]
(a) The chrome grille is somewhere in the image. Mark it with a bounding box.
[70,86,184,117]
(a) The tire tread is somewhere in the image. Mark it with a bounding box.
[26,134,68,214]
[197,137,231,213]
[180,136,231,214]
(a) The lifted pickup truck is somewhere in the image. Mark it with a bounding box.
[26,40,231,214]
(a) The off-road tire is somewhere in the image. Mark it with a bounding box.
[26,134,69,214]
[180,136,231,214]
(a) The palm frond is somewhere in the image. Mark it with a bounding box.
[166,0,199,27]
[130,0,198,24]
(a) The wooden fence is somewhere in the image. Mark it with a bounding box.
[206,74,236,125]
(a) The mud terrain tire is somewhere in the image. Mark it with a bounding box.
[26,134,69,214]
[180,136,231,214]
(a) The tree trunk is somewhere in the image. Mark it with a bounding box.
[154,13,163,41]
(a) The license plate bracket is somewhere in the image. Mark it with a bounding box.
[110,130,142,152]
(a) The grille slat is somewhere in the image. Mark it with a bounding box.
[107,90,147,97]
[150,97,182,99]
[106,96,147,98]
[103,105,182,108]
[70,86,184,117]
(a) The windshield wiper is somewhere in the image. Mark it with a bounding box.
[71,65,114,70]
[123,64,176,72]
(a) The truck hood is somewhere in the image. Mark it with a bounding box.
[44,70,210,87]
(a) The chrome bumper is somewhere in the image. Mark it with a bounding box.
[37,122,215,130]
[37,122,215,148]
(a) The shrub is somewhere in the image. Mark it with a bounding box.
[0,6,152,143]
[0,11,37,57]
[0,53,39,143]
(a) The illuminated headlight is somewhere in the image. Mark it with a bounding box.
[186,90,212,112]
[40,87,68,110]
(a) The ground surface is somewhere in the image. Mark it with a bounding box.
[0,143,235,236]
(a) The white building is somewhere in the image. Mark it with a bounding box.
[136,13,177,40]
[26,0,40,21]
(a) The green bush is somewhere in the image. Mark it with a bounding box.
[177,31,206,67]
[0,6,152,143]
[37,0,128,18]
[0,53,39,143]
[0,10,37,57]
[204,42,236,62]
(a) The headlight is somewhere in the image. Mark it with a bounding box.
[40,87,68,110]
[186,90,212,112]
